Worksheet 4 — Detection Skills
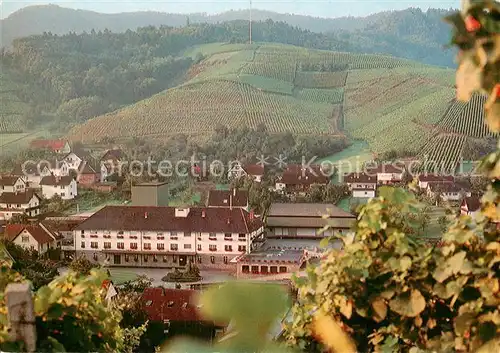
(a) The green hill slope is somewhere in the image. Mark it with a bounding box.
[68,43,488,173]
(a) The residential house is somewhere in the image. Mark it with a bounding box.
[266,203,356,239]
[228,163,265,182]
[344,172,377,198]
[42,159,70,177]
[427,183,472,202]
[100,149,126,181]
[73,206,264,270]
[30,139,71,154]
[11,163,51,188]
[142,287,226,340]
[40,175,78,200]
[275,165,330,193]
[4,223,59,254]
[418,174,454,189]
[62,150,90,170]
[0,190,42,220]
[42,217,85,260]
[207,189,248,209]
[366,163,405,184]
[0,176,26,195]
[460,196,481,217]
[77,162,100,186]
[132,182,170,207]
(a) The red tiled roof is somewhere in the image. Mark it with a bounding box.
[0,190,40,205]
[4,224,54,245]
[207,189,248,208]
[0,176,23,186]
[344,172,377,184]
[74,206,263,233]
[40,175,75,186]
[30,139,67,151]
[4,224,25,240]
[243,164,265,176]
[142,288,214,323]
[418,174,454,183]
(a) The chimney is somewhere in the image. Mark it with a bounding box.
[227,218,231,224]
[229,194,233,210]
[233,188,236,197]
[249,210,254,220]
[201,209,206,218]
[144,212,148,219]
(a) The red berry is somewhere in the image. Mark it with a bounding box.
[465,16,481,32]
[493,84,500,99]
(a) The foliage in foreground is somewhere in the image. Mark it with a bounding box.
[0,256,144,352]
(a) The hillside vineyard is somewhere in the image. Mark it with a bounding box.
[67,43,490,173]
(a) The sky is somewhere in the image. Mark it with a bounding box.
[1,1,460,19]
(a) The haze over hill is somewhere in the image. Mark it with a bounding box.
[1,1,460,19]
[0,5,457,66]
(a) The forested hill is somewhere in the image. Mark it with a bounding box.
[0,21,351,131]
[1,5,455,66]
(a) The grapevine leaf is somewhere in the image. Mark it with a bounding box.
[389,290,426,317]
[371,297,387,323]
[312,312,357,353]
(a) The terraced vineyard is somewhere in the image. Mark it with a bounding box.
[68,42,490,171]
[0,71,30,133]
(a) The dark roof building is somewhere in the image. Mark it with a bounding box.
[207,189,248,208]
[142,287,224,325]
[0,190,41,205]
[344,172,377,184]
[461,196,481,214]
[40,175,75,186]
[101,149,126,162]
[0,176,23,187]
[74,206,263,233]
[243,164,265,177]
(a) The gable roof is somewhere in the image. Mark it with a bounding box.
[142,287,221,324]
[462,196,481,212]
[268,203,355,218]
[5,224,55,245]
[243,164,265,176]
[428,182,466,193]
[41,219,83,232]
[101,149,125,161]
[77,161,97,174]
[4,224,25,240]
[279,166,330,186]
[344,172,377,184]
[74,206,263,233]
[0,190,40,205]
[365,164,405,174]
[207,189,248,208]
[0,176,23,187]
[40,175,75,186]
[12,163,42,177]
[30,139,68,151]
[418,174,454,183]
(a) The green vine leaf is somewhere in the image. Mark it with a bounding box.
[389,290,426,318]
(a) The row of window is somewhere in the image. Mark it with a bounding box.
[91,254,232,265]
[81,241,246,252]
[241,265,288,274]
[81,230,247,240]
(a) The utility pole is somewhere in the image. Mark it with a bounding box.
[249,0,252,44]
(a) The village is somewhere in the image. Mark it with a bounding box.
[0,138,490,341]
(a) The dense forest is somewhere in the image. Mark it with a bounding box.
[1,6,455,66]
[1,20,354,130]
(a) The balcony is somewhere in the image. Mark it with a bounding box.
[90,235,98,238]
[103,235,111,239]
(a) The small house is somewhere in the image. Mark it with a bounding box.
[366,163,405,185]
[207,189,248,209]
[344,172,377,198]
[427,182,471,202]
[0,189,42,220]
[418,174,454,189]
[460,196,481,216]
[30,139,71,154]
[0,176,26,195]
[4,223,59,254]
[40,175,78,200]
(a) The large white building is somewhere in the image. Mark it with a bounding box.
[73,206,264,270]
[40,175,78,200]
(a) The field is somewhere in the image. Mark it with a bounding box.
[67,42,489,170]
